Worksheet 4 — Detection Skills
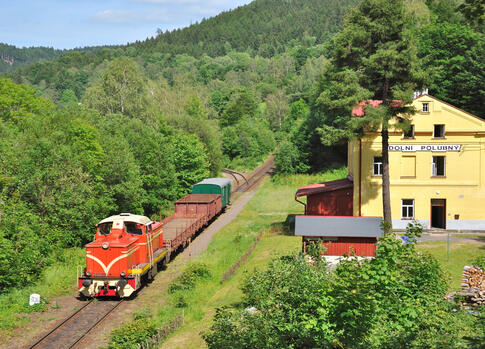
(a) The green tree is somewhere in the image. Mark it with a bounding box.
[0,78,54,122]
[82,58,147,118]
[417,22,484,117]
[322,0,425,226]
[59,89,79,106]
[220,89,258,127]
[171,132,210,192]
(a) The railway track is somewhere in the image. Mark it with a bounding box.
[234,155,274,193]
[29,299,123,349]
[26,156,274,349]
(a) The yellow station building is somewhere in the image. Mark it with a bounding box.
[348,94,485,231]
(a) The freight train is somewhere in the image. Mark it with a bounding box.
[78,178,231,298]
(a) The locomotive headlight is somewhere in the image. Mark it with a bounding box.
[86,271,91,277]
[120,271,126,277]
[102,242,109,250]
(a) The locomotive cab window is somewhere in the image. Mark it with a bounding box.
[98,223,112,235]
[125,222,143,235]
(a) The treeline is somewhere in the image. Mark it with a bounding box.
[0,43,119,73]
[137,0,357,58]
[0,43,65,73]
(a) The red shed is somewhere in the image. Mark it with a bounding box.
[295,216,383,257]
[295,178,353,216]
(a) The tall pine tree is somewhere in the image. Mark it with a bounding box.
[322,0,425,227]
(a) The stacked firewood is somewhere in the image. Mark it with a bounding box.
[457,265,484,307]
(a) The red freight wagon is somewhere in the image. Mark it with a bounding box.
[174,194,222,220]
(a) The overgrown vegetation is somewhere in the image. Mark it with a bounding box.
[0,248,84,332]
[203,227,484,348]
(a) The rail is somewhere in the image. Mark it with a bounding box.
[29,299,123,349]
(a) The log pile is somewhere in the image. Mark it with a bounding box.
[447,265,485,307]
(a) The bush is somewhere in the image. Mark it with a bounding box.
[204,229,483,348]
[109,313,158,349]
[168,263,211,293]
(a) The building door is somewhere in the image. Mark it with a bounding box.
[431,199,446,229]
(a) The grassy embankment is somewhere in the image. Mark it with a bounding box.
[417,236,485,290]
[0,248,84,333]
[108,167,348,348]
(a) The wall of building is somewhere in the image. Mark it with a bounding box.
[306,187,353,216]
[350,95,485,230]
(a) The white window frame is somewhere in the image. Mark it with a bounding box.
[422,103,429,113]
[373,156,383,176]
[433,124,445,138]
[432,156,446,177]
[401,199,414,219]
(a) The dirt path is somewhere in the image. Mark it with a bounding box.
[182,190,257,260]
[417,233,485,245]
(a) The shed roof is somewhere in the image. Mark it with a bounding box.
[98,213,151,225]
[295,216,383,238]
[295,178,353,198]
[195,178,231,187]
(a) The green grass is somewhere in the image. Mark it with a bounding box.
[109,169,350,348]
[416,241,485,291]
[0,248,85,332]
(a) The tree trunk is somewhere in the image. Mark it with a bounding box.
[381,124,392,232]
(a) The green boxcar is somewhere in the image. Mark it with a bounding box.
[192,178,231,209]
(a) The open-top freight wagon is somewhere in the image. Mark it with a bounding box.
[78,178,231,298]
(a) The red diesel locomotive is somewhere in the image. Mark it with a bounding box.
[78,178,231,298]
[78,213,168,298]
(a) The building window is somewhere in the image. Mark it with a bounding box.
[401,199,414,219]
[432,156,445,176]
[422,103,429,113]
[433,124,445,138]
[403,125,415,139]
[373,156,382,176]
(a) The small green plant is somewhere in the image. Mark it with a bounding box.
[168,263,211,293]
[175,295,188,308]
[306,240,322,263]
[233,233,242,244]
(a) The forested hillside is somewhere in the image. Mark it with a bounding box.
[137,0,357,57]
[0,43,65,73]
[0,0,484,294]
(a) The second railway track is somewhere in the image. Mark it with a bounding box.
[29,299,122,349]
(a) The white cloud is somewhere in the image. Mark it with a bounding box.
[92,8,169,24]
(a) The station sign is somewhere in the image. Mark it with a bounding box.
[388,144,461,152]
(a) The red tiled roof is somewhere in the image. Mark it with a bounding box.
[352,99,403,117]
[295,178,353,198]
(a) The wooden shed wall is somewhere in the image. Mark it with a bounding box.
[322,237,377,257]
[306,187,353,216]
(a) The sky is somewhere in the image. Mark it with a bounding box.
[0,0,253,49]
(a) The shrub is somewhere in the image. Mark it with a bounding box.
[109,312,157,349]
[168,263,211,293]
